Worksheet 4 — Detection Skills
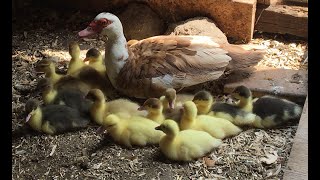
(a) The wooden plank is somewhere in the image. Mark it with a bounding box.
[283,96,308,180]
[255,5,308,38]
[224,65,308,105]
[257,0,283,5]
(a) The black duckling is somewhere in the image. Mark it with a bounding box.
[231,85,303,128]
[25,99,90,135]
[36,78,93,118]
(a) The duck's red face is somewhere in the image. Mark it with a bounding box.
[78,18,112,38]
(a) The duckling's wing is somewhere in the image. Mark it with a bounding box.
[117,36,231,97]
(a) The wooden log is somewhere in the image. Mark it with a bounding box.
[255,5,308,38]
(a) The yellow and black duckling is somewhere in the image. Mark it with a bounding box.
[35,58,64,85]
[98,113,165,148]
[155,119,222,161]
[180,101,242,139]
[85,89,146,125]
[67,41,86,75]
[138,98,165,124]
[231,85,303,128]
[36,78,93,118]
[25,99,90,135]
[83,48,106,76]
[35,59,91,94]
[231,85,253,112]
[66,44,116,99]
[192,90,257,126]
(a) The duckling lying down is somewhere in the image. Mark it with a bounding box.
[155,120,222,161]
[25,99,90,135]
[98,114,165,148]
[231,85,302,128]
[192,90,257,126]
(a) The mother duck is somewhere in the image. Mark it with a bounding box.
[78,12,264,98]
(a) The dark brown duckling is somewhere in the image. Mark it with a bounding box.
[25,99,90,135]
[36,78,93,118]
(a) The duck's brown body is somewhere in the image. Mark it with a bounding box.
[79,12,264,99]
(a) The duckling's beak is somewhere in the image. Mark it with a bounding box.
[96,126,107,134]
[155,126,161,131]
[137,106,146,111]
[25,113,32,123]
[83,57,91,62]
[169,102,175,109]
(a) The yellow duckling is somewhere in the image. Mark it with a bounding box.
[231,85,253,112]
[83,48,106,76]
[192,90,257,126]
[180,101,242,139]
[98,114,165,148]
[36,78,93,118]
[25,99,90,135]
[35,58,63,85]
[85,89,146,125]
[138,98,165,124]
[155,119,222,161]
[67,41,86,75]
[231,85,303,128]
[159,88,194,110]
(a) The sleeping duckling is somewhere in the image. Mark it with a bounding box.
[25,99,90,135]
[35,58,64,85]
[231,85,253,112]
[85,89,146,125]
[180,101,242,139]
[231,85,303,128]
[83,48,106,76]
[67,41,86,75]
[155,119,222,161]
[36,78,93,118]
[98,114,165,148]
[192,90,257,126]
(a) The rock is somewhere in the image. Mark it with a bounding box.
[116,3,166,40]
[165,17,229,45]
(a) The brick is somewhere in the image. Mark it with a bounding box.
[224,65,307,104]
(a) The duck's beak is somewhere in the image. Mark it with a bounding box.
[83,57,91,62]
[169,102,175,109]
[78,27,97,38]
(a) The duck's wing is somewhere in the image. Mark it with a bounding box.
[117,36,232,98]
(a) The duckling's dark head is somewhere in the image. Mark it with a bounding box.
[164,88,176,109]
[25,99,40,114]
[86,48,101,58]
[139,98,162,111]
[85,89,105,102]
[36,78,52,91]
[231,85,252,100]
[193,90,213,102]
[35,59,53,72]
[69,41,80,58]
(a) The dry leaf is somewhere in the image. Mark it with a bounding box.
[203,157,216,167]
[260,151,278,164]
[266,164,281,178]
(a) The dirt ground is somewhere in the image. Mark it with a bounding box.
[12,6,307,180]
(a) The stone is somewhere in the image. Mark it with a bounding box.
[116,3,166,40]
[165,17,229,45]
[46,0,257,42]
